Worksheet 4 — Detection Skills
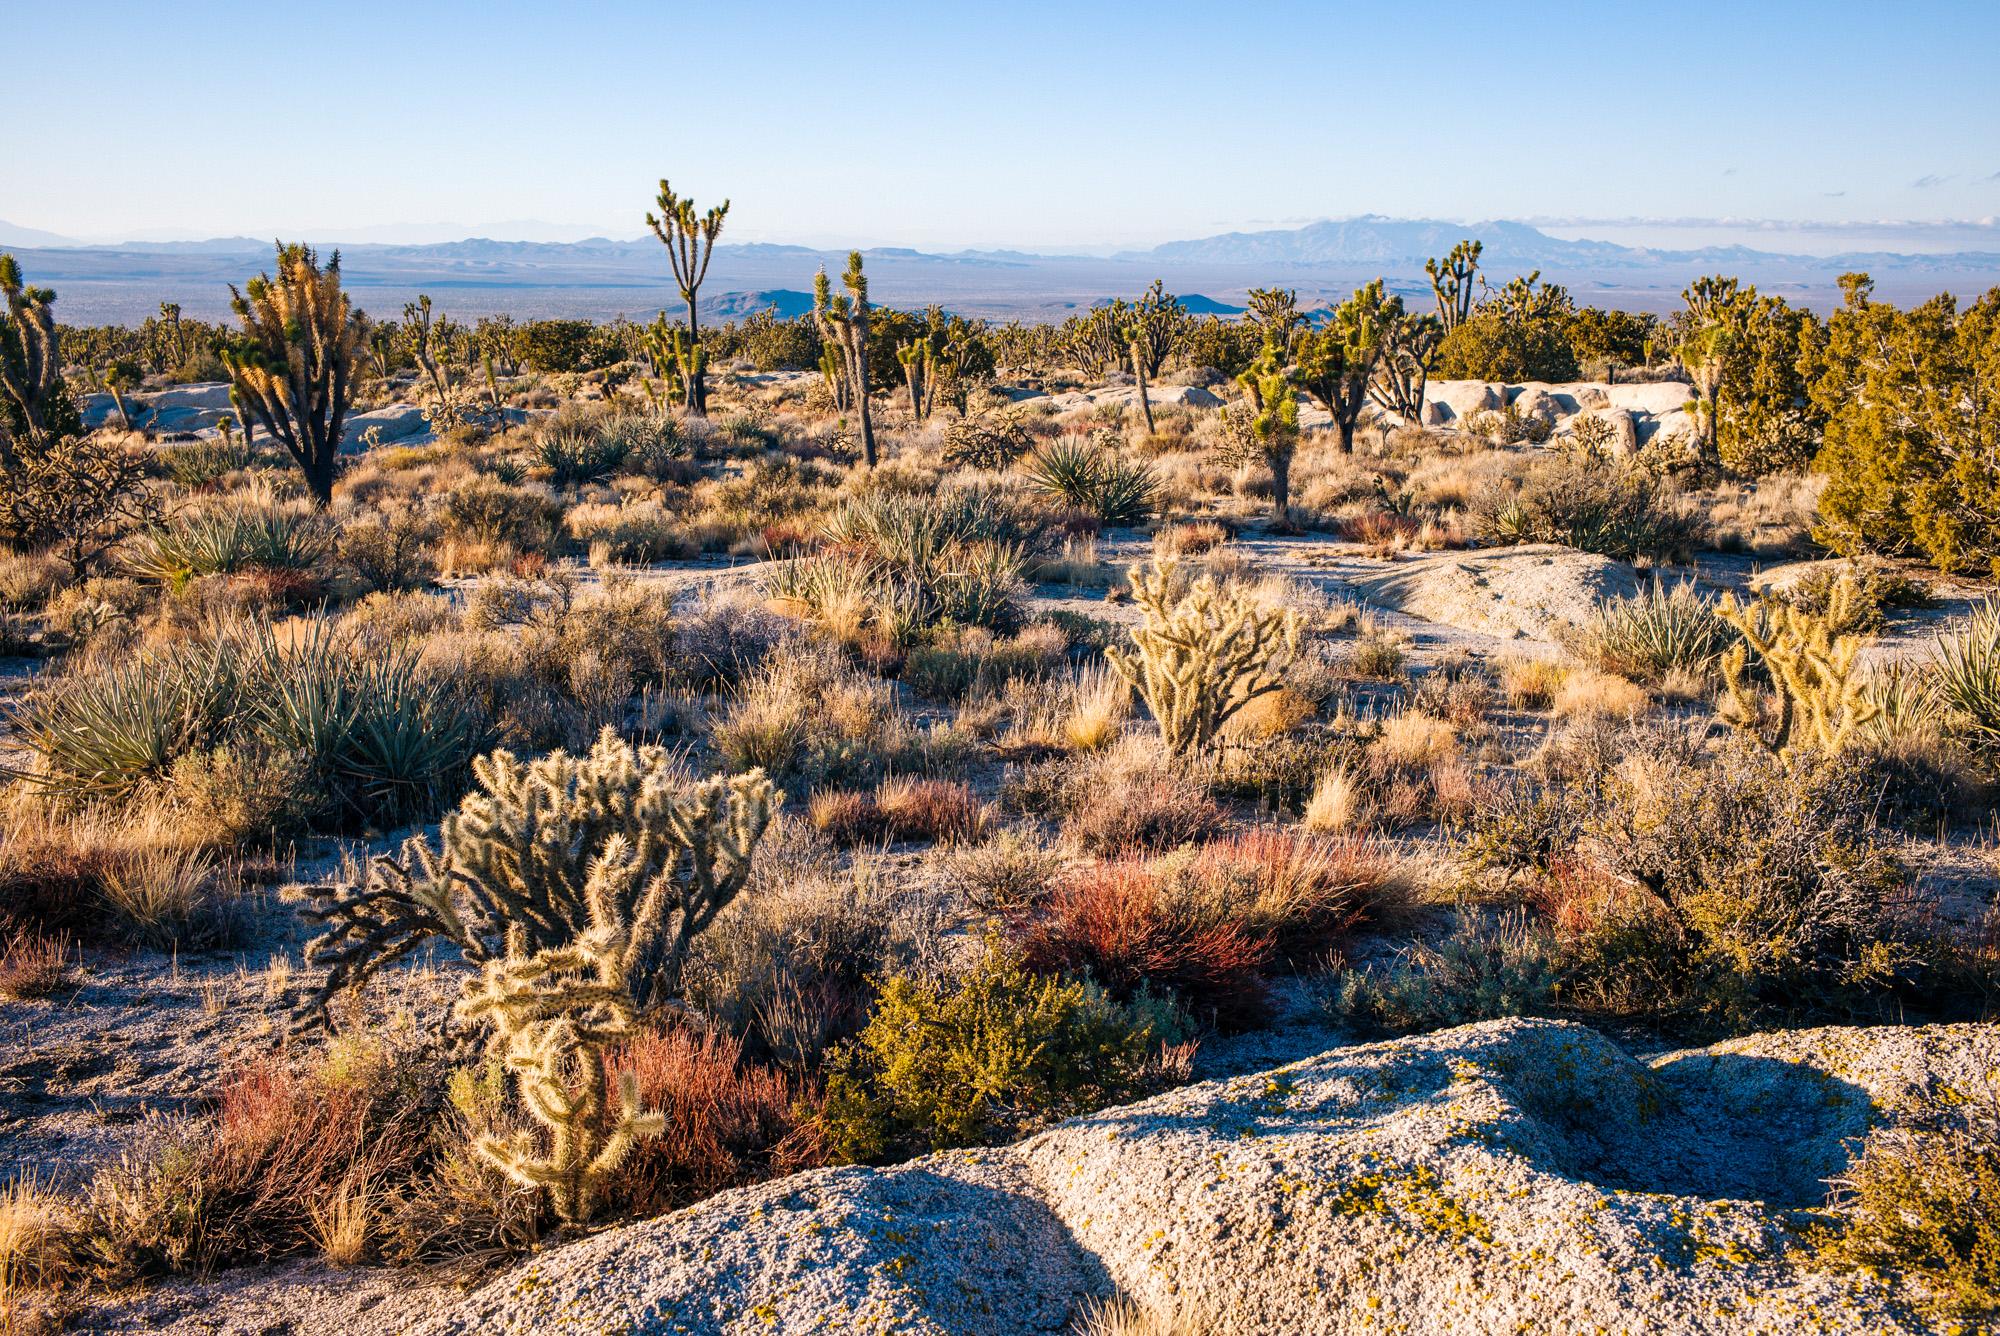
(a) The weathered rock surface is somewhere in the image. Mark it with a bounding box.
[1336,543,1642,642]
[419,1018,1989,1336]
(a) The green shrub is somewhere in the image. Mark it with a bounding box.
[1811,277,2000,575]
[1324,911,1561,1034]
[1815,1089,2000,1324]
[1471,458,1708,562]
[1590,743,1918,1026]
[820,943,1183,1162]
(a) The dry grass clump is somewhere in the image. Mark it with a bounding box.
[1551,666,1651,720]
[809,777,988,847]
[1073,1294,1216,1336]
[0,930,71,1000]
[712,642,913,793]
[1013,738,1224,854]
[1497,654,1569,710]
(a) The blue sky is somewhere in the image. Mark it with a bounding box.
[7,0,1998,251]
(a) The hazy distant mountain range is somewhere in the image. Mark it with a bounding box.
[5,215,1996,325]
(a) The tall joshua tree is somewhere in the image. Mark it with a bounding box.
[645,179,729,416]
[0,253,80,457]
[1124,321,1156,434]
[1245,286,1303,361]
[1297,280,1396,455]
[1371,307,1443,425]
[222,243,360,508]
[814,252,876,467]
[1425,239,1483,333]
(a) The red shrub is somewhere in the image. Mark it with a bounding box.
[1343,510,1422,547]
[606,1027,817,1218]
[1015,858,1274,1030]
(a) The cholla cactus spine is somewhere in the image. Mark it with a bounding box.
[1105,560,1300,755]
[1715,575,1880,756]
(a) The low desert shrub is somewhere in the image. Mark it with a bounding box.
[1325,911,1562,1034]
[1014,857,1275,1030]
[1815,1087,2000,1324]
[808,777,985,847]
[1471,458,1707,562]
[820,943,1184,1162]
[603,1027,815,1219]
[713,643,914,794]
[1589,743,1921,1026]
[79,1046,439,1281]
[0,929,70,1000]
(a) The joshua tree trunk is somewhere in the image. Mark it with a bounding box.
[683,295,706,415]
[854,334,876,468]
[1271,452,1292,526]
[1130,340,1155,434]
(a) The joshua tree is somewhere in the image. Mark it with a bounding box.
[645,179,729,415]
[1125,278,1189,379]
[1425,239,1483,333]
[222,243,360,508]
[0,254,79,457]
[896,337,934,421]
[1245,286,1303,360]
[153,301,187,372]
[402,294,459,427]
[1235,337,1301,524]
[1297,280,1397,454]
[1371,307,1443,424]
[97,362,142,431]
[1124,322,1156,434]
[1682,274,1742,328]
[1679,322,1731,470]
[814,251,877,466]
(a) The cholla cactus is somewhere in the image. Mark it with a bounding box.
[300,728,779,1020]
[1106,560,1299,756]
[1715,575,1880,756]
[455,838,667,1224]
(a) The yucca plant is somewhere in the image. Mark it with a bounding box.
[1934,598,2000,747]
[7,640,241,799]
[1588,578,1732,684]
[533,424,627,487]
[1022,437,1157,526]
[933,540,1029,630]
[125,505,334,583]
[1862,660,1945,742]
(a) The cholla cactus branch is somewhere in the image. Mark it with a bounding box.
[455,839,667,1223]
[297,729,779,1025]
[1715,574,1881,757]
[1105,560,1299,756]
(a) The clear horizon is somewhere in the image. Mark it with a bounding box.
[8,0,1997,256]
